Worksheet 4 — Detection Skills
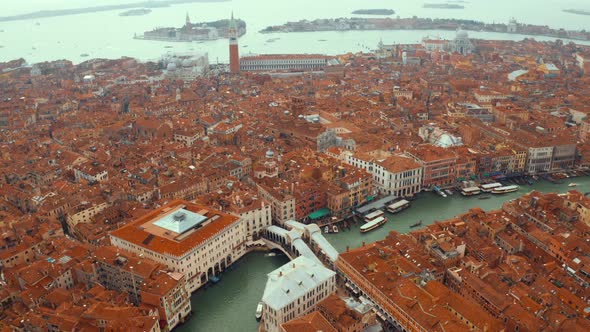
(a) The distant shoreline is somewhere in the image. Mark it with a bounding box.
[260,17,590,42]
[0,0,228,22]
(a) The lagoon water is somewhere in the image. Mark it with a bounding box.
[1,0,590,64]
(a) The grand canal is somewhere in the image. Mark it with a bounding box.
[177,177,590,331]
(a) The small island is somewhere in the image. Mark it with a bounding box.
[352,9,395,15]
[119,8,152,16]
[137,16,246,42]
[423,3,465,9]
[563,9,590,16]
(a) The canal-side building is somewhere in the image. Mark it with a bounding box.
[336,234,504,332]
[261,255,337,332]
[110,200,247,293]
[226,196,272,241]
[334,149,422,197]
[280,294,377,332]
[406,145,457,188]
[257,179,297,225]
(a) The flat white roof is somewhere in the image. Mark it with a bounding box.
[262,256,335,311]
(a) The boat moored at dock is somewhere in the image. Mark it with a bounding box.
[255,302,263,320]
[386,199,411,214]
[492,185,519,194]
[364,209,384,223]
[480,182,502,193]
[360,216,387,233]
[461,186,481,196]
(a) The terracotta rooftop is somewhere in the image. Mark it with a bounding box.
[110,200,240,257]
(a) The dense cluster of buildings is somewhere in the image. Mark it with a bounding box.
[2,20,590,330]
[337,190,590,331]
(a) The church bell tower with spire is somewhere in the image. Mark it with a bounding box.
[229,12,240,74]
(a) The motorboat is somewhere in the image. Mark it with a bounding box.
[492,185,519,194]
[255,302,263,320]
[386,199,410,214]
[360,216,386,233]
[364,210,384,223]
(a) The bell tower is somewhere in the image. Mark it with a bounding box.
[229,12,240,74]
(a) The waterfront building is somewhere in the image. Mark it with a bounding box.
[406,145,457,189]
[240,54,337,72]
[280,311,337,332]
[326,165,373,219]
[336,150,422,197]
[225,195,272,241]
[261,255,337,332]
[281,294,377,332]
[257,179,297,225]
[110,200,248,293]
[336,235,503,332]
[229,13,240,73]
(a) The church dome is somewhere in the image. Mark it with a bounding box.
[265,149,275,159]
[456,30,469,39]
[166,62,177,71]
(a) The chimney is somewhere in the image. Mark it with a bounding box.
[362,241,365,247]
[279,271,283,277]
[346,246,350,252]
[292,263,295,268]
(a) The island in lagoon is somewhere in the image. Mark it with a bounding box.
[423,3,465,9]
[352,9,395,15]
[260,17,590,41]
[563,9,590,16]
[119,8,152,16]
[137,17,246,42]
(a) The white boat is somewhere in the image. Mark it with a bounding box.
[568,183,578,187]
[332,225,339,233]
[492,185,519,194]
[360,216,386,233]
[364,209,384,223]
[480,182,502,193]
[255,302,263,320]
[386,199,411,214]
[461,187,481,196]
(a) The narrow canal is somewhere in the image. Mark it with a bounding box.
[176,178,590,331]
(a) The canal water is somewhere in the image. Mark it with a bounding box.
[178,178,590,331]
[326,178,590,252]
[176,252,289,332]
